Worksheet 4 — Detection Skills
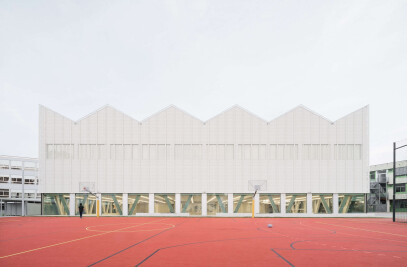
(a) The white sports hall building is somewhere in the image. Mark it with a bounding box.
[40,105,369,217]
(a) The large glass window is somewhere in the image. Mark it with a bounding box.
[312,194,333,214]
[286,194,307,213]
[181,194,202,215]
[154,194,175,213]
[101,194,123,215]
[42,194,70,215]
[207,194,228,215]
[128,194,149,215]
[76,193,97,216]
[259,194,281,213]
[233,194,252,213]
[338,194,365,213]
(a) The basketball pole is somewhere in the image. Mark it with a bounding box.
[252,189,257,218]
[252,199,255,218]
[97,198,100,218]
[83,186,99,218]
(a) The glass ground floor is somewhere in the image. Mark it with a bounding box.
[42,193,367,216]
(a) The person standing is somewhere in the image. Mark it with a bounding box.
[79,203,84,219]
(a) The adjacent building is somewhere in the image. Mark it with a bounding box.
[369,160,407,212]
[39,105,369,216]
[0,155,40,216]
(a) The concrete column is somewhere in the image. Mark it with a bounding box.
[202,193,207,216]
[69,193,75,216]
[281,193,286,214]
[175,193,181,214]
[149,193,154,214]
[254,193,260,214]
[122,193,128,216]
[333,193,339,215]
[228,193,233,214]
[307,193,313,215]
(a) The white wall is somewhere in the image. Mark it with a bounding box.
[39,105,369,194]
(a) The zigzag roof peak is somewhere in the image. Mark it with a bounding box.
[141,105,204,123]
[205,105,268,123]
[40,104,368,125]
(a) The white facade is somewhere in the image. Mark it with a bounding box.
[39,105,369,216]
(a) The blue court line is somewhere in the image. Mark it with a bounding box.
[87,220,188,266]
[135,236,283,266]
[270,248,295,267]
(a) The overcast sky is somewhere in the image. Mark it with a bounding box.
[1,0,406,164]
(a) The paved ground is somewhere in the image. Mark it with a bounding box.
[0,217,406,266]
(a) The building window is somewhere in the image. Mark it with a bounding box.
[11,176,22,184]
[24,161,37,170]
[0,189,9,197]
[370,172,376,180]
[11,192,21,198]
[154,194,175,213]
[101,194,123,215]
[233,194,252,213]
[0,160,9,169]
[75,194,97,216]
[286,194,307,213]
[207,194,228,215]
[396,184,406,193]
[396,167,407,176]
[128,194,149,214]
[181,194,202,215]
[338,194,365,213]
[259,194,281,213]
[10,161,22,170]
[24,177,36,184]
[312,194,333,214]
[42,194,70,215]
[0,176,9,183]
[26,193,36,198]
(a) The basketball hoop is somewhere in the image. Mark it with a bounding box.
[79,182,99,217]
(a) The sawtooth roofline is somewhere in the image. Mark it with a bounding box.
[39,104,369,124]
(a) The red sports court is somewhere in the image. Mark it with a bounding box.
[0,217,406,266]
